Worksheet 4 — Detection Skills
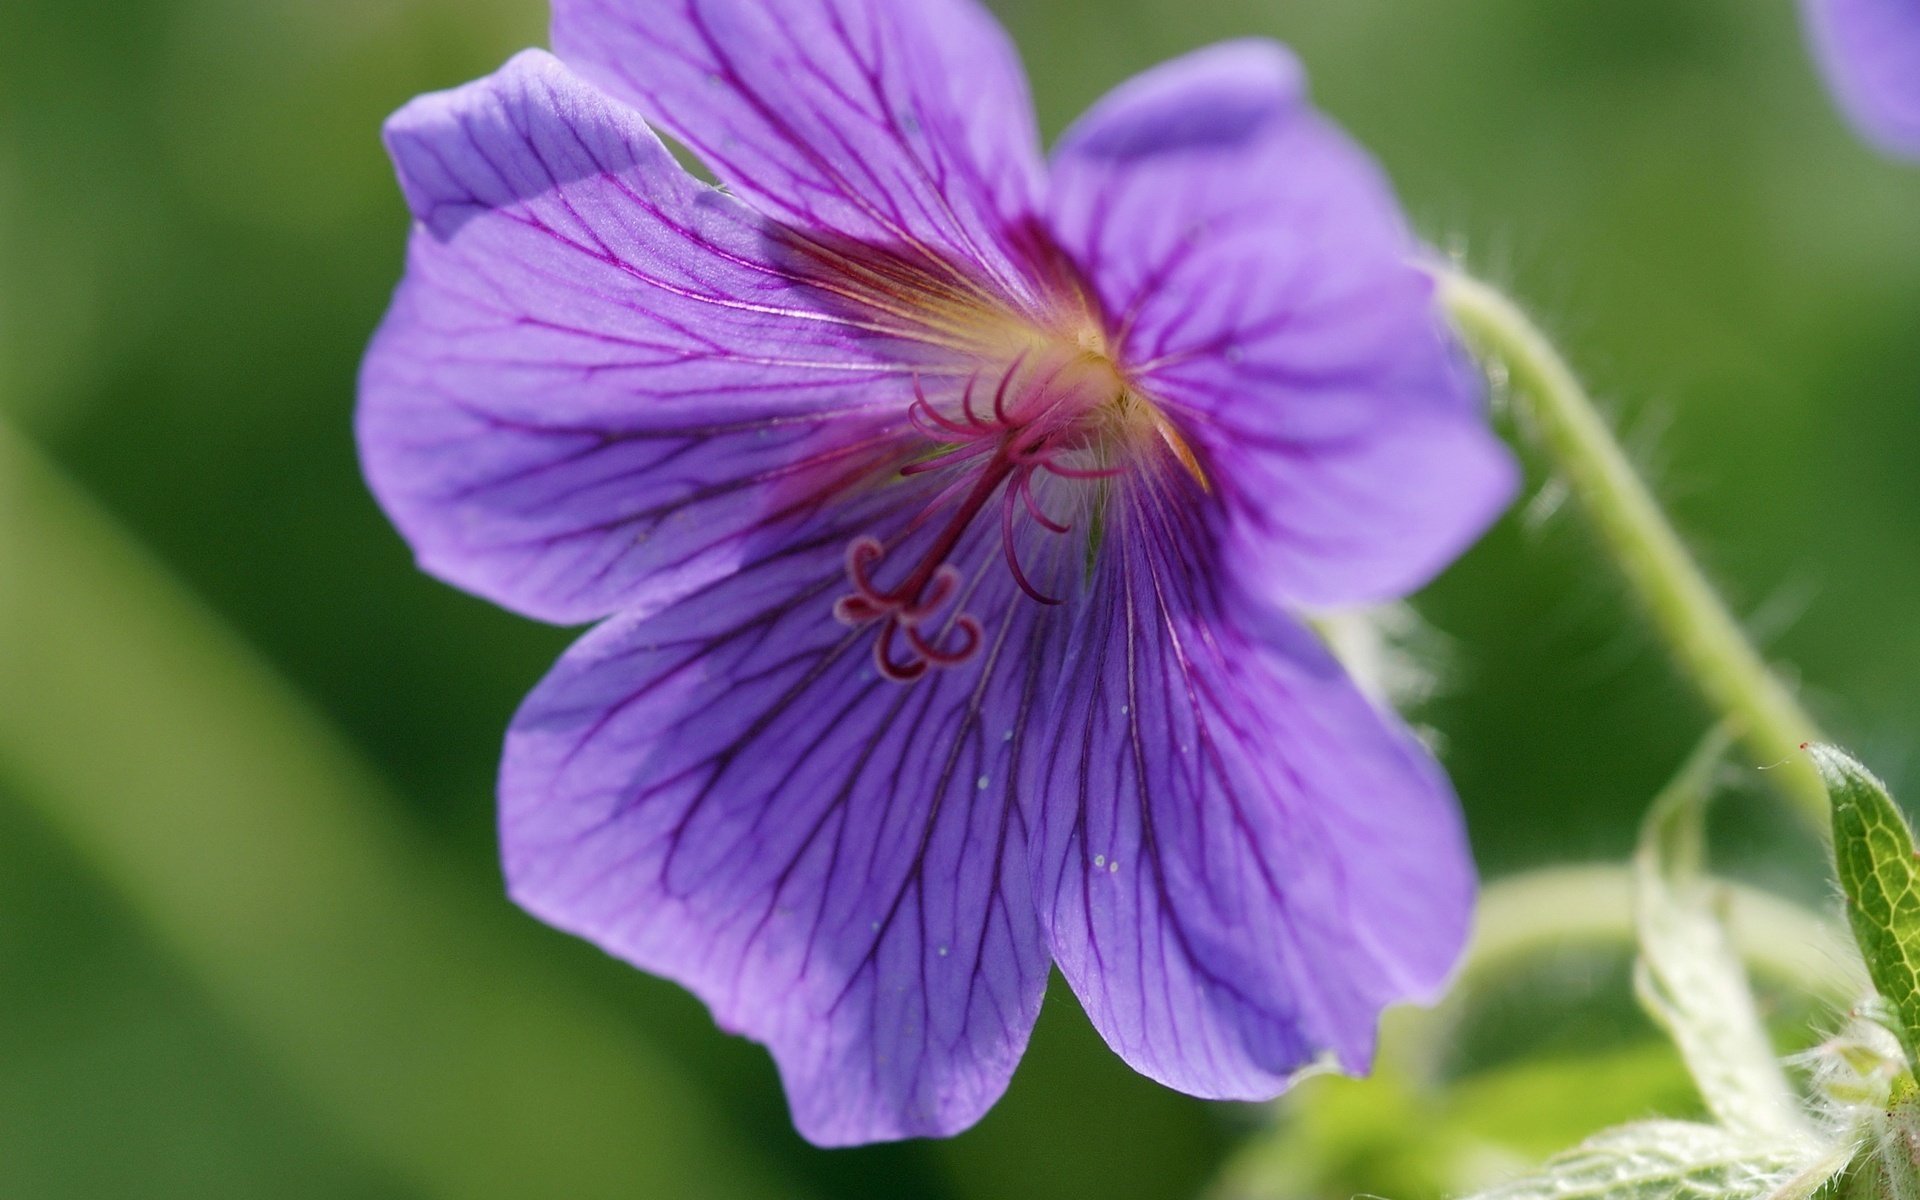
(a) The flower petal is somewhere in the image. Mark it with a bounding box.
[359,51,913,625]
[549,0,1048,306]
[1802,0,1920,159]
[500,494,1059,1145]
[1027,475,1474,1096]
[1048,40,1516,610]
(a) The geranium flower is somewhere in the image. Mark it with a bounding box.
[359,0,1515,1146]
[1802,0,1920,158]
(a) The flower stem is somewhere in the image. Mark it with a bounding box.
[1457,862,1857,1005]
[1436,269,1830,826]
[1392,860,1859,1086]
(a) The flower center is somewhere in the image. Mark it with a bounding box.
[834,338,1176,683]
[777,231,1209,682]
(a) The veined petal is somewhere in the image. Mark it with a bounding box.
[500,493,1061,1145]
[1048,41,1516,610]
[550,0,1049,307]
[360,50,912,625]
[1802,0,1920,159]
[1027,473,1474,1095]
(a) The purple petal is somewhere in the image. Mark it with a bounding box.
[500,493,1059,1145]
[1048,41,1516,611]
[359,51,914,625]
[549,0,1049,306]
[1802,0,1920,159]
[1026,477,1475,1096]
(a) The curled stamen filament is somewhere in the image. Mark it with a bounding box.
[836,538,985,683]
[838,360,1133,681]
[1018,473,1070,534]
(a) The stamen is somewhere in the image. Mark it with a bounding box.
[908,375,978,439]
[904,614,982,666]
[1018,474,1071,534]
[838,536,992,683]
[835,346,1182,681]
[991,350,1028,424]
[916,563,962,615]
[872,622,930,683]
[958,372,986,429]
[1000,477,1062,606]
[843,535,887,599]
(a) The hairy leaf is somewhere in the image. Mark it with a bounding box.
[1842,1086,1920,1200]
[1818,744,1920,1065]
[1633,733,1808,1138]
[1465,1122,1839,1200]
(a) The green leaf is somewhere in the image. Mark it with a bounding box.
[1806,1013,1908,1111]
[1817,744,1920,1067]
[1845,1085,1920,1200]
[1464,1122,1843,1200]
[1633,733,1810,1139]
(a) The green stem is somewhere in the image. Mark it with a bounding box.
[1460,863,1857,1005]
[1437,269,1830,825]
[1391,861,1858,1087]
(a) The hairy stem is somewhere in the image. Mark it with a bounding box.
[1463,863,1856,1004]
[1436,269,1830,825]
[1393,860,1859,1090]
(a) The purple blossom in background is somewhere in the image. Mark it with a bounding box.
[359,0,1515,1145]
[1802,0,1920,158]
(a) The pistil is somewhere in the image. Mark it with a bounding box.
[835,351,1135,682]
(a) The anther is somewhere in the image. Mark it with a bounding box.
[837,353,1135,680]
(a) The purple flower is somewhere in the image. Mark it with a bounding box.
[1802,0,1920,158]
[359,0,1515,1146]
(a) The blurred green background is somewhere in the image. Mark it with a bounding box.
[2,0,1916,1196]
